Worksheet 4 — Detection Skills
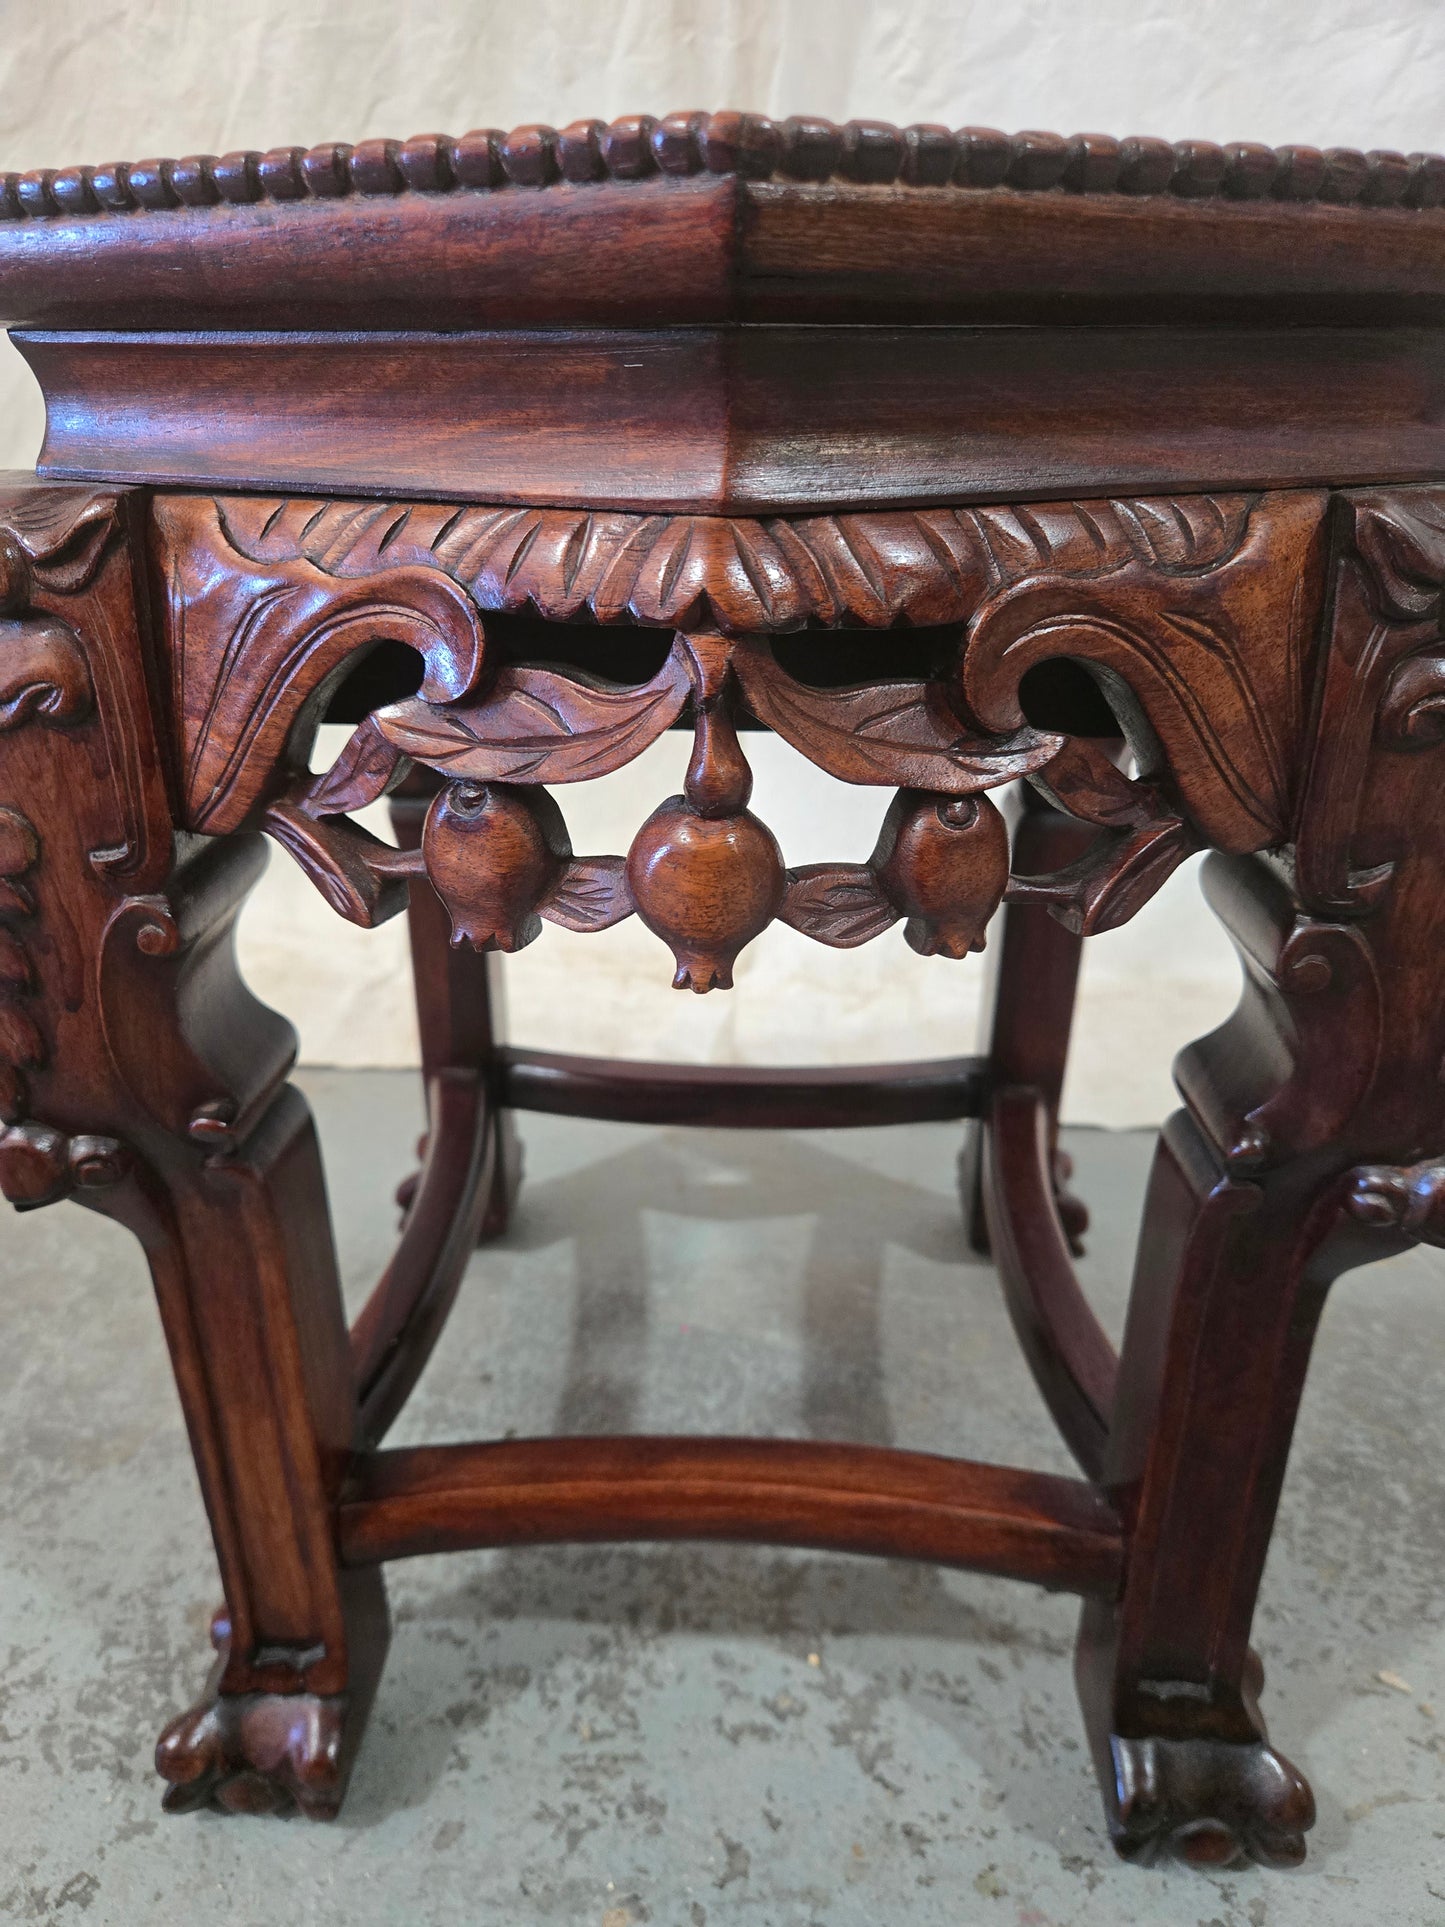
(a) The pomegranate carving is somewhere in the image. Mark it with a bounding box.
[422,780,635,951]
[781,787,1010,958]
[875,789,1010,957]
[623,629,787,991]
[627,796,786,992]
[422,781,567,952]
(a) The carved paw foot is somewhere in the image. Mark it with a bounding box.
[156,1684,352,1819]
[156,1612,376,1820]
[1104,1729,1315,1868]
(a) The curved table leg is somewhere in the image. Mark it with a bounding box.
[1076,1110,1336,1868]
[390,772,521,1242]
[963,783,1095,1255]
[0,481,388,1819]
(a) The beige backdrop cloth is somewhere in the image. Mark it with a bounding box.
[2,0,1440,1124]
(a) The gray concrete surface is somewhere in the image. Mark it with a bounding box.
[2,1067,1443,1925]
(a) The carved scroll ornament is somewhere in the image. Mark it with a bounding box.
[154,487,1326,991]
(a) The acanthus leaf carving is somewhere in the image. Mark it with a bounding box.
[208,490,1260,642]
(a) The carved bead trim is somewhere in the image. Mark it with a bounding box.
[6,117,1443,219]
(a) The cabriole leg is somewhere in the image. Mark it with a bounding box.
[1076,1109,1340,1867]
[0,481,386,1819]
[106,1085,389,1819]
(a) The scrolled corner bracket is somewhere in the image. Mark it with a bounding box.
[1378,649,1445,749]
[1295,486,1445,918]
[1344,1156,1445,1247]
[0,528,95,734]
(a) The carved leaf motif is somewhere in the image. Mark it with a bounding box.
[1029,735,1154,829]
[303,714,408,816]
[962,493,1326,856]
[1006,817,1198,936]
[966,611,1283,852]
[779,866,899,947]
[539,857,634,933]
[374,654,690,784]
[0,615,93,729]
[734,647,1060,793]
[217,493,1258,637]
[263,795,418,928]
[155,496,489,833]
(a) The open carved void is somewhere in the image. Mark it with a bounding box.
[153,488,1321,991]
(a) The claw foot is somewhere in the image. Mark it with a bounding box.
[156,1686,352,1819]
[1105,1730,1315,1868]
[156,1606,382,1819]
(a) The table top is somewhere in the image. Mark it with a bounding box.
[2,112,1445,331]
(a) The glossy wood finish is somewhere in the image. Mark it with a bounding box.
[337,1435,1124,1596]
[4,117,1445,334]
[4,110,1445,1873]
[497,1047,989,1129]
[980,1086,1119,1481]
[23,325,1445,511]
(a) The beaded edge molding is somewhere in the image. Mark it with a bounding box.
[4,112,1445,221]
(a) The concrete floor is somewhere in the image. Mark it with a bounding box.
[2,1069,1444,1925]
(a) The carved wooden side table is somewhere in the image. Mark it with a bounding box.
[2,112,1444,1870]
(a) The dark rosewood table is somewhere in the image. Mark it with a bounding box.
[2,111,1444,1869]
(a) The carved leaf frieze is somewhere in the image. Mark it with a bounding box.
[153,486,1329,988]
[208,490,1260,639]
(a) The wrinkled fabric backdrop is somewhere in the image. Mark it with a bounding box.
[1,0,1440,1123]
